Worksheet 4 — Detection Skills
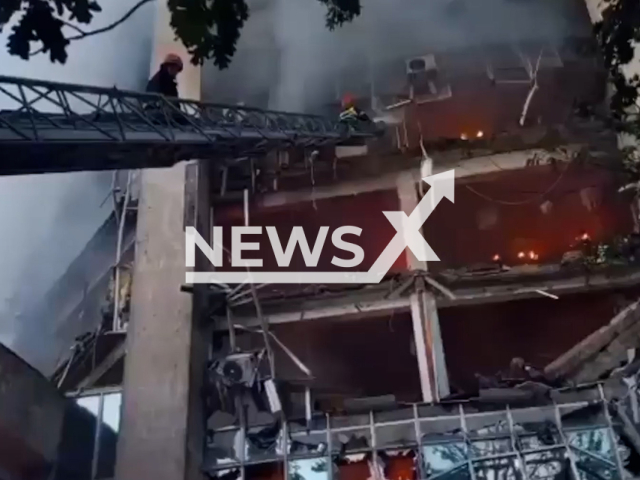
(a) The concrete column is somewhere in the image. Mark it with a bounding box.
[412,290,450,401]
[116,164,193,480]
[115,0,206,479]
[396,170,427,271]
[396,165,450,402]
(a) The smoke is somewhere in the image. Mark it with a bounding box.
[0,0,154,374]
[0,172,114,374]
[206,0,591,112]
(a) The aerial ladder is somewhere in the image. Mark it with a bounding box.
[0,75,379,176]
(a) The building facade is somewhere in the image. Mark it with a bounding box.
[7,0,640,479]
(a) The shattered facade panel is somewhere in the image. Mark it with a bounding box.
[203,383,640,480]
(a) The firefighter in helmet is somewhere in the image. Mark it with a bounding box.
[146,53,184,98]
[339,93,370,124]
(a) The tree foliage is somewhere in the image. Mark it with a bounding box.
[0,0,362,69]
[595,0,640,119]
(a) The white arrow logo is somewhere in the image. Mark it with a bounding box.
[366,169,455,282]
[186,170,456,284]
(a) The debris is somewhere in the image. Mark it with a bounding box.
[535,289,559,299]
[264,378,282,414]
[545,299,640,383]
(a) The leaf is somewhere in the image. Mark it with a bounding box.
[167,0,250,69]
[316,0,361,30]
[596,0,640,118]
[0,0,22,27]
[3,0,363,71]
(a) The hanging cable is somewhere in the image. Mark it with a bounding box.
[464,160,572,206]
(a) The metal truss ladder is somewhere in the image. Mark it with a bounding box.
[0,75,377,176]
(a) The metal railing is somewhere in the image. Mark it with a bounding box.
[0,75,377,175]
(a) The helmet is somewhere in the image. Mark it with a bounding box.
[163,53,184,71]
[341,93,355,108]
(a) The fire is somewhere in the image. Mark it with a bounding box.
[476,130,484,138]
[517,251,538,262]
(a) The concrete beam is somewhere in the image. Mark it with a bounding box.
[75,339,126,391]
[224,296,412,328]
[438,268,640,308]
[227,268,640,329]
[252,146,579,209]
[545,299,640,382]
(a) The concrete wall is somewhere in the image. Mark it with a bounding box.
[0,343,65,480]
[0,0,154,374]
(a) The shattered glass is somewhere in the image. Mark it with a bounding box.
[288,457,331,480]
[423,441,469,476]
[376,421,418,449]
[204,396,635,480]
[330,428,372,455]
[204,429,244,469]
[245,423,285,462]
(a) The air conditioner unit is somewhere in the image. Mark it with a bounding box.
[214,352,259,387]
[406,54,438,75]
[405,54,451,102]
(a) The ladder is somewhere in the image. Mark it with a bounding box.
[0,75,378,176]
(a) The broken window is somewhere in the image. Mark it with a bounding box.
[406,54,452,104]
[56,391,123,480]
[486,45,533,84]
[203,385,637,480]
[486,43,563,84]
[288,457,331,480]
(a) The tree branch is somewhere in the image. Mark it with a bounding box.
[30,0,154,57]
[59,19,86,35]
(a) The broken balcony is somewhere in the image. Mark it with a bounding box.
[203,381,640,480]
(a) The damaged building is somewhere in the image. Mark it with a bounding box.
[4,0,640,479]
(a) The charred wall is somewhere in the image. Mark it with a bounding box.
[401,50,606,145]
[214,188,406,276]
[235,312,421,402]
[424,164,632,270]
[439,288,640,392]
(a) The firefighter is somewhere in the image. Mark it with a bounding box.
[339,94,370,124]
[146,53,184,98]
